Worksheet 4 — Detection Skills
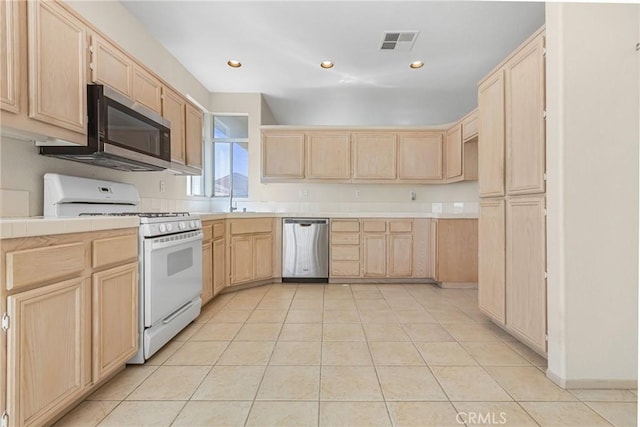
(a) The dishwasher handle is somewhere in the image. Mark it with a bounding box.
[283,218,329,225]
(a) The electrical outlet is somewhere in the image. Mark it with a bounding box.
[355,190,361,199]
[410,191,416,201]
[159,180,165,193]
[300,189,309,200]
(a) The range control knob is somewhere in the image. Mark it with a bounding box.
[179,221,186,230]
[166,223,173,232]
[159,224,167,233]
[190,220,196,228]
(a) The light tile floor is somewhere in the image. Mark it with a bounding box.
[55,283,637,427]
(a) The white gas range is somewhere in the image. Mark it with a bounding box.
[44,173,203,363]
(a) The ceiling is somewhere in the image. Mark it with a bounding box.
[121,1,545,126]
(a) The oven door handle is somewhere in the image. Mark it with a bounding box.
[162,301,194,324]
[148,232,203,251]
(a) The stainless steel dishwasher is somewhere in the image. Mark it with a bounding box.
[282,218,329,282]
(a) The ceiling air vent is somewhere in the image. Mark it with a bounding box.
[380,31,419,51]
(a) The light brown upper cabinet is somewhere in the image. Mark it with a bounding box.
[1,0,20,113]
[461,109,478,142]
[89,34,133,98]
[478,199,506,324]
[262,131,306,180]
[445,126,463,182]
[185,103,203,169]
[132,64,162,114]
[306,131,351,180]
[506,195,547,353]
[352,132,397,180]
[397,131,443,181]
[27,0,87,134]
[161,86,186,164]
[505,33,546,195]
[478,70,506,197]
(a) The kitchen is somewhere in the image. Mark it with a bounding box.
[0,1,638,426]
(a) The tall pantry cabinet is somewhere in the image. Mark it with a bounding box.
[478,27,547,354]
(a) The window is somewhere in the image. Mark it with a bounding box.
[187,115,249,198]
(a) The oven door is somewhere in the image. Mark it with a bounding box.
[143,230,203,327]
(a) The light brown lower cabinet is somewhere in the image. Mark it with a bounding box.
[201,241,213,304]
[431,219,479,286]
[388,234,413,277]
[478,199,506,324]
[1,228,139,426]
[230,234,273,285]
[92,262,138,382]
[478,195,547,354]
[212,237,226,296]
[7,277,90,427]
[506,195,547,353]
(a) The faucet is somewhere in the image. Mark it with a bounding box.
[230,199,238,212]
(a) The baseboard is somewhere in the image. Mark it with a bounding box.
[546,369,637,389]
[437,281,478,289]
[328,278,437,284]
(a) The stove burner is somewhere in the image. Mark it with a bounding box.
[79,212,191,218]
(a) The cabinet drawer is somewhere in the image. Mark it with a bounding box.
[6,242,85,290]
[331,261,360,277]
[331,246,360,261]
[213,222,225,239]
[462,113,478,141]
[331,220,360,232]
[230,218,272,235]
[331,233,360,245]
[389,220,413,233]
[202,225,213,242]
[362,220,386,232]
[92,234,138,269]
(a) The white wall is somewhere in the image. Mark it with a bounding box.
[546,3,639,387]
[209,92,479,213]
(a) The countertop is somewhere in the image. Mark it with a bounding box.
[1,211,477,239]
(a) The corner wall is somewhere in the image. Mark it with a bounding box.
[546,3,639,387]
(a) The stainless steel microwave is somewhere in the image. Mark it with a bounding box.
[40,84,171,171]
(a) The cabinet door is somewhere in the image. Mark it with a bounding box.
[388,234,413,277]
[445,126,463,181]
[230,236,253,284]
[1,0,20,113]
[162,87,186,164]
[505,34,546,195]
[92,263,138,382]
[506,196,547,353]
[185,103,203,168]
[478,70,505,197]
[306,131,351,180]
[262,131,305,180]
[461,110,478,142]
[362,234,386,277]
[352,132,397,180]
[202,241,213,304]
[28,0,86,133]
[213,238,226,295]
[7,277,89,427]
[133,65,162,114]
[478,200,506,324]
[89,34,133,98]
[436,219,478,283]
[253,234,273,280]
[397,132,443,181]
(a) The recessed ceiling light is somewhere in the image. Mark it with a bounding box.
[410,61,424,69]
[227,60,242,68]
[320,61,334,69]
